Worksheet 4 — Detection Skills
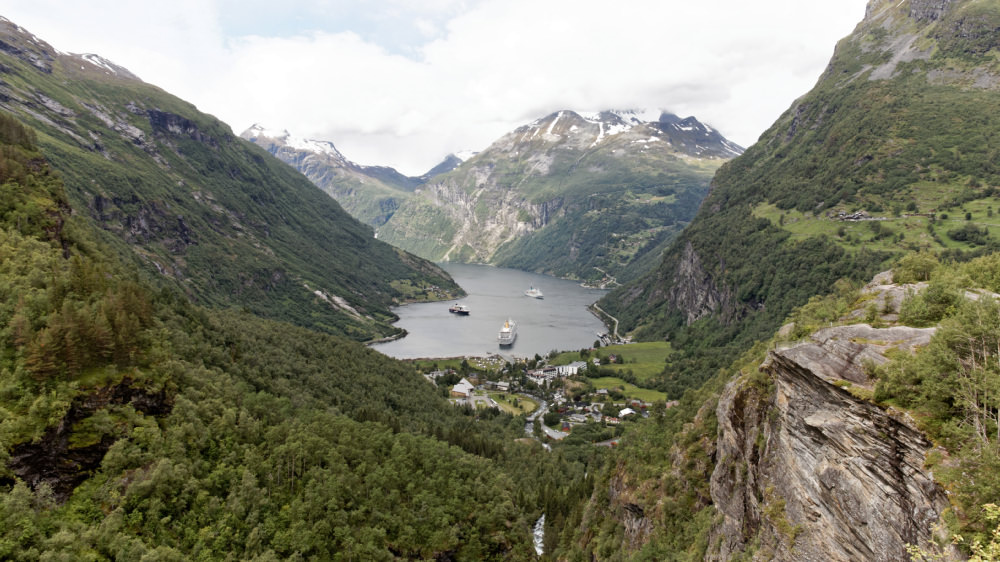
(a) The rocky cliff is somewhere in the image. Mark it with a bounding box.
[709,321,949,560]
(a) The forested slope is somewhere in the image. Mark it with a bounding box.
[0,17,460,342]
[561,0,1000,558]
[600,0,1000,395]
[0,112,600,559]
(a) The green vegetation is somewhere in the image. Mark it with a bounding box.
[599,0,1000,398]
[586,377,668,402]
[550,342,671,383]
[565,4,1000,557]
[0,35,461,342]
[487,392,538,415]
[871,256,1000,545]
[0,111,601,559]
[380,113,730,283]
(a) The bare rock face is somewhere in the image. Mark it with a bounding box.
[663,241,737,325]
[909,0,956,21]
[778,324,936,385]
[709,327,951,561]
[4,380,172,502]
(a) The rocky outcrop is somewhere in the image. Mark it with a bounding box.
[664,241,737,325]
[709,326,951,561]
[4,379,172,502]
[910,0,956,22]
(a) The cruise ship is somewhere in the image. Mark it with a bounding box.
[498,318,517,346]
[524,285,543,299]
[448,303,470,315]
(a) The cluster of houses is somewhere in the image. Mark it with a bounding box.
[551,398,656,430]
[427,360,679,437]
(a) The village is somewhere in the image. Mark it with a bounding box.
[418,342,677,442]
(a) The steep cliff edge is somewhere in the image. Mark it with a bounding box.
[562,271,976,560]
[710,323,949,560]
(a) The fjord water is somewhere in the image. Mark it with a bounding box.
[371,263,608,359]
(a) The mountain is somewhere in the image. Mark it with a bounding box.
[0,111,551,559]
[0,21,609,560]
[560,0,1000,558]
[600,0,1000,372]
[241,125,435,227]
[378,109,742,284]
[0,17,461,341]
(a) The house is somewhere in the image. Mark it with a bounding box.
[605,417,620,425]
[557,361,587,376]
[450,378,475,398]
[619,407,636,418]
[496,381,510,392]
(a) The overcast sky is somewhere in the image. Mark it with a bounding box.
[4,0,870,175]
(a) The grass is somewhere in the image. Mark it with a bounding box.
[487,391,537,415]
[407,355,506,374]
[588,377,667,402]
[550,341,671,383]
[752,200,1000,254]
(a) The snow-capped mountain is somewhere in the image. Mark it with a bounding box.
[376,109,743,282]
[490,109,743,161]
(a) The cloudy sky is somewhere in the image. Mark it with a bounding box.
[4,0,870,175]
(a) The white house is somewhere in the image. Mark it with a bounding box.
[557,361,587,376]
[450,378,475,398]
[619,407,636,418]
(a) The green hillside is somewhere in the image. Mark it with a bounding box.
[241,127,417,228]
[599,0,1000,392]
[558,1,1000,558]
[378,111,735,284]
[0,109,603,559]
[0,20,460,342]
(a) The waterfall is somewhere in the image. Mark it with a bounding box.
[533,513,545,556]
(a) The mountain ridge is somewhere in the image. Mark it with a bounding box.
[377,108,742,283]
[0,17,462,341]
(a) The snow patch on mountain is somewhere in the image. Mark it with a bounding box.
[244,124,346,159]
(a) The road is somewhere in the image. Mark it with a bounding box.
[590,303,620,342]
[522,397,567,441]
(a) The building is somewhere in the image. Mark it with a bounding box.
[450,378,475,398]
[557,361,587,376]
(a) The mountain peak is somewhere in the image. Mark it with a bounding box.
[242,124,346,159]
[511,109,742,159]
[70,53,140,80]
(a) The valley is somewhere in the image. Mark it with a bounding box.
[4,1,1000,560]
[248,110,740,286]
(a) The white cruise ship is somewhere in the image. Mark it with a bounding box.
[498,318,517,346]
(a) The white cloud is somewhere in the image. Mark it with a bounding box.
[2,0,869,175]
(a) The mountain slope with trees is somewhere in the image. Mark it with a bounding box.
[0,105,606,560]
[0,17,460,342]
[599,0,1000,393]
[376,110,741,284]
[559,0,1000,558]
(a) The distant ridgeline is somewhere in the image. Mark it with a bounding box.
[0,17,461,342]
[599,0,1000,395]
[248,110,742,285]
[0,95,604,558]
